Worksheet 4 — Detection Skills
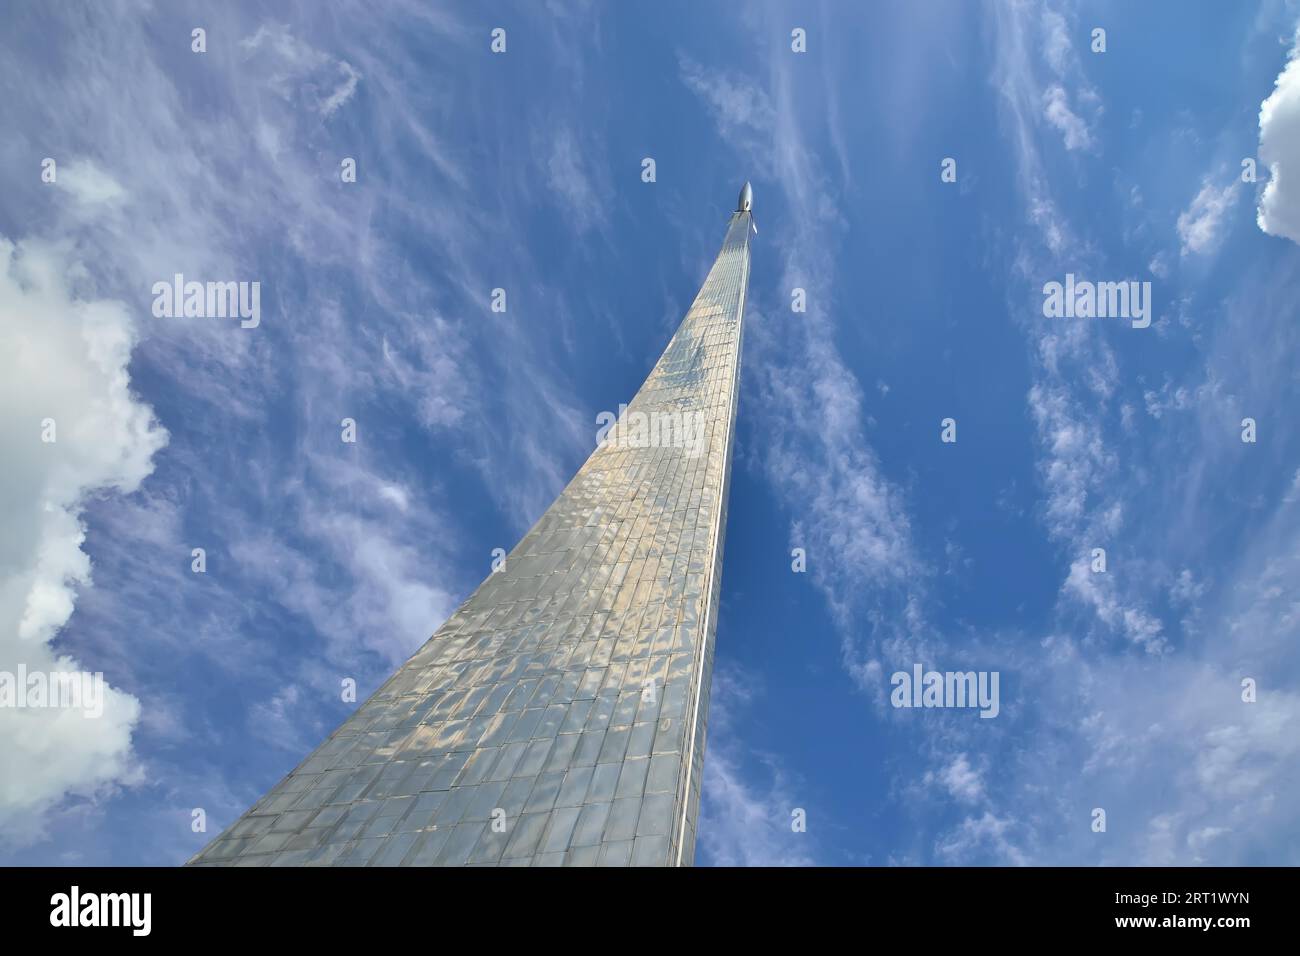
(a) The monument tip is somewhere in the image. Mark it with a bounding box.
[737,181,753,213]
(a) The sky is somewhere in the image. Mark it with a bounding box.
[1,0,1299,866]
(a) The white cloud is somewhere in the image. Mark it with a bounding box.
[59,159,126,207]
[1169,568,1205,606]
[935,811,1028,865]
[991,3,1084,254]
[678,53,775,144]
[319,61,360,117]
[1284,468,1300,503]
[1258,29,1300,243]
[1063,557,1167,653]
[544,127,609,235]
[1033,8,1100,151]
[1042,84,1092,150]
[1039,642,1300,863]
[0,238,166,842]
[240,22,361,117]
[1040,9,1072,77]
[929,753,984,803]
[699,750,817,866]
[1177,179,1241,255]
[1026,382,1115,542]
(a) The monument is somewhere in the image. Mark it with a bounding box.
[189,183,756,866]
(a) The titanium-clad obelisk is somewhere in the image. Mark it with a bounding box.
[189,183,756,867]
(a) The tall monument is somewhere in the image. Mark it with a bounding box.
[190,183,755,866]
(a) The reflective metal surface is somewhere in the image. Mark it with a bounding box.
[189,199,753,867]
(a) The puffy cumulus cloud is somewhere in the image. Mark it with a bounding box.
[0,238,166,841]
[1258,29,1300,244]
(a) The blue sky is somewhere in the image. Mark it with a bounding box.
[2,0,1299,866]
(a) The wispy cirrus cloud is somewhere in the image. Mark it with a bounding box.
[696,666,819,866]
[543,126,612,236]
[1037,7,1100,152]
[958,0,1300,866]
[1178,178,1242,256]
[679,36,930,697]
[678,52,776,148]
[240,22,361,117]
